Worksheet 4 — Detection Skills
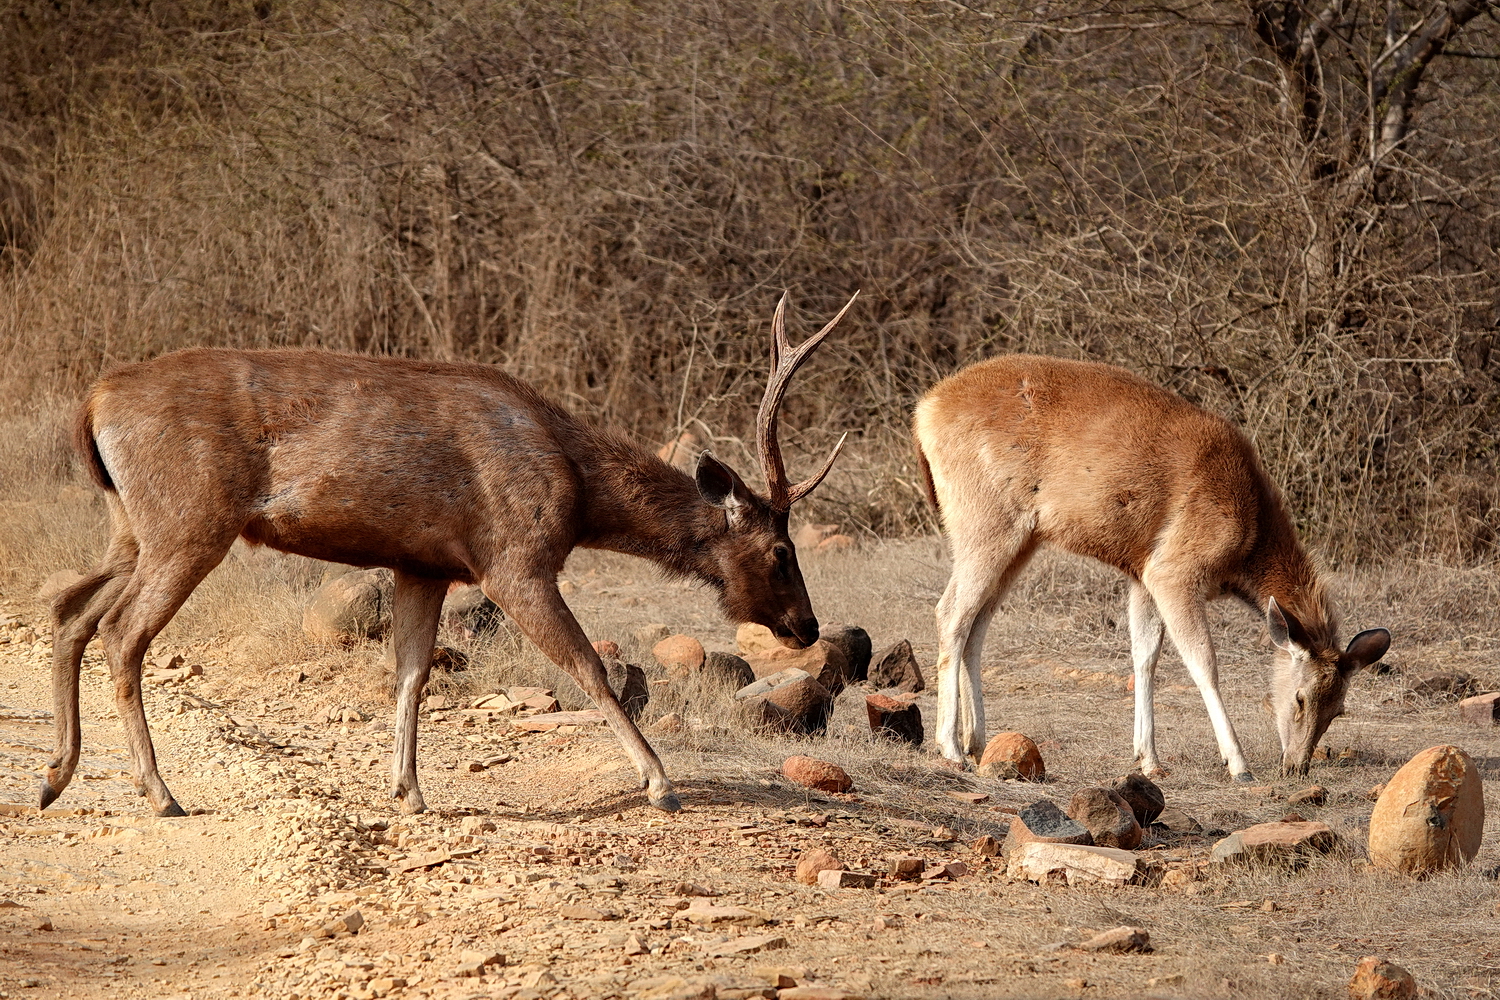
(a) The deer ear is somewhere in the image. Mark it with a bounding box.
[1267,597,1311,651]
[695,452,749,512]
[1342,628,1391,673]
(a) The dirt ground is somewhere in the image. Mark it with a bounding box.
[0,541,1497,1000]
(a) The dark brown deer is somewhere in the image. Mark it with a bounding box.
[914,355,1389,781]
[44,292,857,817]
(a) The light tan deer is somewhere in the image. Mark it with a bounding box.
[43,292,856,817]
[913,356,1389,781]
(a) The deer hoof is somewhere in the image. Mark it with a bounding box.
[156,800,188,818]
[37,779,62,810]
[1231,770,1256,784]
[649,792,682,813]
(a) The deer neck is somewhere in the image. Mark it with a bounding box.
[1243,509,1338,649]
[570,432,723,583]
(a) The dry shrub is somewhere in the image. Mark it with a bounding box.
[0,1,1497,563]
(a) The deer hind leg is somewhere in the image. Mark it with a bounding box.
[1127,580,1167,778]
[488,574,678,812]
[41,519,139,809]
[934,525,1035,764]
[1150,584,1253,782]
[387,572,448,815]
[95,536,237,817]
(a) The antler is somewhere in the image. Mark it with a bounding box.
[757,290,859,511]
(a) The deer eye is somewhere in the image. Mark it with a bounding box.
[773,545,791,566]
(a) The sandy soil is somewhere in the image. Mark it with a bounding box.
[0,542,1496,1000]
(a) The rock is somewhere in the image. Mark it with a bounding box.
[1003,800,1093,854]
[653,634,706,676]
[1159,867,1201,889]
[736,668,812,700]
[31,914,53,932]
[778,989,865,1000]
[657,431,701,471]
[37,569,84,602]
[887,856,926,879]
[1210,821,1341,867]
[736,622,782,656]
[263,901,290,919]
[1460,692,1500,725]
[795,849,844,885]
[460,816,496,835]
[704,651,755,689]
[303,569,392,643]
[1067,788,1142,850]
[1288,785,1328,806]
[1349,957,1417,999]
[1007,842,1148,887]
[921,861,970,880]
[872,914,903,931]
[1079,926,1151,953]
[558,904,616,920]
[337,909,364,933]
[972,835,1001,857]
[651,711,685,733]
[1152,807,1202,833]
[744,640,849,695]
[706,934,787,957]
[440,584,504,638]
[593,639,623,659]
[682,900,767,925]
[1410,671,1474,699]
[764,677,835,735]
[634,623,672,647]
[816,870,877,889]
[820,623,872,681]
[817,534,854,552]
[511,710,607,732]
[736,696,798,735]
[1111,773,1165,826]
[978,733,1045,781]
[605,660,649,721]
[793,523,840,549]
[380,642,468,679]
[781,756,853,793]
[1368,744,1484,877]
[865,694,923,746]
[868,639,924,693]
[670,881,718,897]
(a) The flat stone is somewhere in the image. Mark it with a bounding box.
[682,900,767,925]
[868,639,924,693]
[511,710,606,732]
[1459,692,1500,725]
[1369,744,1483,877]
[1349,956,1417,999]
[1112,773,1165,826]
[558,904,616,920]
[1079,925,1151,953]
[887,856,925,879]
[1067,788,1142,850]
[1210,821,1340,868]
[1007,842,1146,887]
[978,733,1045,781]
[1003,799,1092,854]
[782,756,852,793]
[706,934,787,957]
[734,668,812,700]
[795,849,844,885]
[777,989,865,1000]
[1288,785,1328,806]
[816,869,877,889]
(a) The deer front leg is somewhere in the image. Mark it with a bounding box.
[489,575,679,811]
[388,573,448,815]
[1127,580,1167,777]
[1154,588,1253,782]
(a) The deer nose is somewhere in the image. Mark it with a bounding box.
[794,617,819,646]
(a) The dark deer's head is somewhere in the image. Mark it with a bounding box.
[692,292,857,648]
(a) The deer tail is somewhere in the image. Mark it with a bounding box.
[74,397,115,492]
[915,436,939,516]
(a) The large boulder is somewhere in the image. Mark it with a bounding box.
[1067,788,1142,850]
[736,622,782,656]
[868,639,924,693]
[978,732,1045,780]
[304,569,393,643]
[819,624,872,682]
[1368,744,1483,877]
[1112,773,1165,827]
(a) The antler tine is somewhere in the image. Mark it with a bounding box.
[786,431,848,507]
[756,290,860,511]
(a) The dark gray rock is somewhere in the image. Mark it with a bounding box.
[605,660,649,721]
[442,584,505,638]
[704,651,755,690]
[820,623,872,682]
[1112,773,1166,826]
[868,639,924,693]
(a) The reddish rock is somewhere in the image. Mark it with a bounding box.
[744,640,849,694]
[1003,799,1093,855]
[653,634,706,676]
[865,694,923,746]
[1112,773,1165,826]
[736,622,782,655]
[792,523,840,549]
[657,431,701,471]
[978,732,1045,781]
[887,856,925,879]
[795,848,843,885]
[972,835,1001,857]
[1210,821,1341,867]
[765,677,835,735]
[303,569,392,643]
[1079,926,1150,953]
[1348,956,1417,999]
[1369,744,1484,877]
[1067,788,1142,850]
[1460,692,1500,725]
[781,756,853,793]
[737,695,798,735]
[592,640,622,659]
[1288,785,1328,806]
[816,869,876,888]
[868,639,924,693]
[816,534,854,553]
